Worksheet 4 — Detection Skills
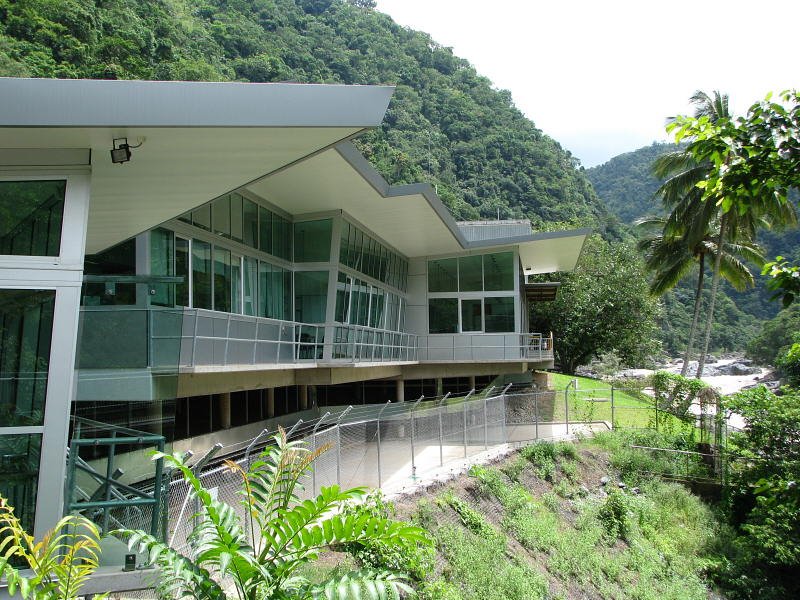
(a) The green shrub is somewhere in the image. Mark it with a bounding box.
[598,489,631,540]
[521,441,557,464]
[560,460,578,482]
[555,441,579,460]
[440,491,504,546]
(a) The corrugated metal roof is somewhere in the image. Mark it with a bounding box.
[456,220,532,242]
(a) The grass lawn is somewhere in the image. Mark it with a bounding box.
[546,372,688,431]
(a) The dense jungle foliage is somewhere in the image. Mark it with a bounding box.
[587,143,800,358]
[0,0,612,230]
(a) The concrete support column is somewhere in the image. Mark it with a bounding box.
[219,392,231,430]
[532,370,552,390]
[468,375,476,392]
[396,379,405,403]
[436,378,444,397]
[299,385,308,411]
[266,388,275,419]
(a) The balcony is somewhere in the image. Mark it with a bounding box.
[417,333,553,362]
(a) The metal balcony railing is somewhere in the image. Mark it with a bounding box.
[417,332,554,362]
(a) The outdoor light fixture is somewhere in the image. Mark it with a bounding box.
[110,137,143,164]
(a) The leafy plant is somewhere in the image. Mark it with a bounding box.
[0,496,106,600]
[597,490,631,541]
[116,428,432,600]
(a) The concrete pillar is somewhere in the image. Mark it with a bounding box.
[468,375,476,392]
[219,392,231,430]
[266,388,275,419]
[396,379,405,403]
[436,378,444,397]
[532,370,552,390]
[299,385,308,411]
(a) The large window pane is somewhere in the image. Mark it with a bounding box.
[484,252,514,291]
[212,195,231,238]
[150,228,174,307]
[335,273,349,323]
[0,290,55,426]
[192,204,211,231]
[294,271,328,324]
[243,257,258,316]
[273,215,292,261]
[258,207,272,255]
[0,434,42,534]
[461,299,483,332]
[294,219,332,263]
[230,194,243,242]
[192,240,212,309]
[243,199,258,249]
[429,298,458,334]
[484,297,514,332]
[0,180,65,256]
[213,247,232,313]
[459,255,483,291]
[428,258,458,292]
[231,255,242,314]
[175,237,190,307]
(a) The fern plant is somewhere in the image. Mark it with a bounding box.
[117,428,432,599]
[0,496,106,600]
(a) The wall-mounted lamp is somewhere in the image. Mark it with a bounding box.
[110,137,143,164]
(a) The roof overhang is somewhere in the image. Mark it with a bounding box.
[524,281,562,302]
[0,78,394,253]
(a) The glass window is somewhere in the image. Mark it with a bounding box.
[150,228,174,307]
[459,255,483,291]
[339,222,350,266]
[243,199,258,249]
[243,257,258,316]
[428,258,458,292]
[230,193,243,242]
[335,273,349,323]
[429,298,458,334]
[258,207,272,255]
[258,261,270,318]
[0,434,42,534]
[231,255,242,314]
[0,289,55,426]
[192,204,211,231]
[370,288,385,329]
[175,237,190,307]
[484,252,514,291]
[0,180,65,256]
[273,215,292,261]
[213,247,231,313]
[294,219,332,263]
[212,195,231,238]
[484,297,514,332]
[192,240,212,309]
[461,299,483,332]
[294,271,328,324]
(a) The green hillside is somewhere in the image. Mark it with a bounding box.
[0,0,610,230]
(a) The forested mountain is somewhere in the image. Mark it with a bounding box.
[0,0,613,232]
[587,142,800,357]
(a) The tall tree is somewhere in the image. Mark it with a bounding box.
[669,90,799,377]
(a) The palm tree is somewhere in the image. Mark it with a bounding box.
[637,215,764,376]
[649,90,796,378]
[117,428,431,600]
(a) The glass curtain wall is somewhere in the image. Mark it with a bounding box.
[0,180,65,256]
[427,251,516,334]
[0,289,55,534]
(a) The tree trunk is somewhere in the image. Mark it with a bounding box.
[680,253,705,377]
[697,218,726,378]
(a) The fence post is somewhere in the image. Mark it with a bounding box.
[534,389,539,441]
[189,443,222,533]
[376,400,391,488]
[437,393,449,466]
[335,406,352,487]
[463,393,469,458]
[610,386,616,430]
[410,395,425,480]
[311,412,331,496]
[565,379,574,437]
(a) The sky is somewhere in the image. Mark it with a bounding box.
[375,0,799,168]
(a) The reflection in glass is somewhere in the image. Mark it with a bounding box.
[294,271,328,324]
[192,240,212,309]
[213,248,232,313]
[175,238,190,306]
[0,180,65,256]
[484,252,514,291]
[294,219,332,262]
[150,228,175,307]
[428,258,458,292]
[461,299,483,331]
[484,296,514,332]
[243,257,258,316]
[429,298,458,334]
[458,255,483,291]
[0,434,42,534]
[0,290,55,426]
